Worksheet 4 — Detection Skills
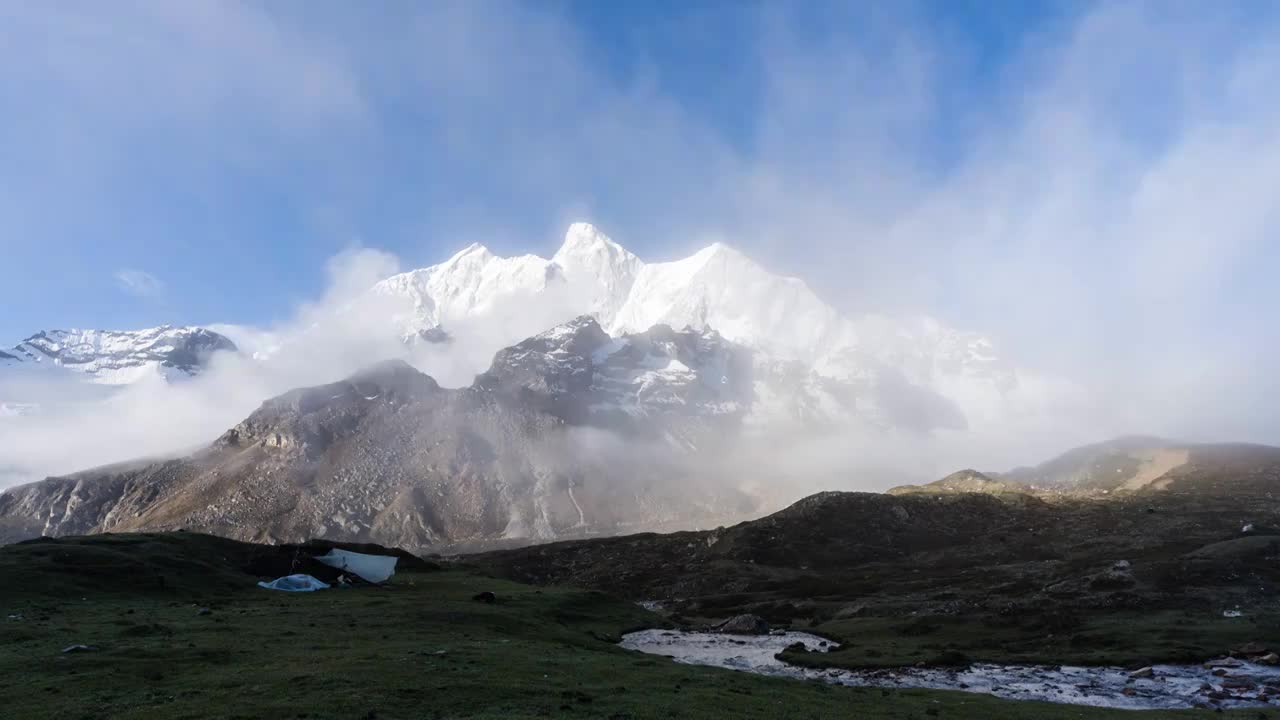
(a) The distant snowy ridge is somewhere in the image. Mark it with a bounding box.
[0,326,237,384]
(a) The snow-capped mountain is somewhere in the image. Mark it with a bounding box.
[366,223,1015,433]
[0,326,237,384]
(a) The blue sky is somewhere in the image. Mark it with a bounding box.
[3,0,1280,431]
[0,0,1072,340]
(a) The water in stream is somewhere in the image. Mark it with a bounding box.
[619,629,1280,709]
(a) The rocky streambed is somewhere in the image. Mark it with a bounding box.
[619,629,1280,710]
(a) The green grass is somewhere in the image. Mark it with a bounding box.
[2,534,1278,719]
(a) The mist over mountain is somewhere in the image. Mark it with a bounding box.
[0,222,1111,550]
[1,224,1072,493]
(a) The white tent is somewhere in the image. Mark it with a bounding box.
[314,548,398,584]
[258,574,330,592]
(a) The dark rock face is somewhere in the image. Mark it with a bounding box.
[0,319,759,551]
[158,328,238,373]
[475,316,753,444]
[404,327,452,346]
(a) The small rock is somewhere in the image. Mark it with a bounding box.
[1128,667,1154,679]
[1223,609,1244,618]
[1122,687,1137,696]
[1233,642,1267,656]
[61,645,95,653]
[1112,560,1132,571]
[1222,678,1256,691]
[197,607,212,616]
[471,591,496,604]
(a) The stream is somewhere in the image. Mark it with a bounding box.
[619,629,1280,709]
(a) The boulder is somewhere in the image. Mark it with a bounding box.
[834,603,867,619]
[715,614,770,635]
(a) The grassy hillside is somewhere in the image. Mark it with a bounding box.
[477,490,1280,678]
[2,532,1273,719]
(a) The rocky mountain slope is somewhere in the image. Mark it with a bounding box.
[0,326,237,384]
[883,438,1280,498]
[0,318,768,550]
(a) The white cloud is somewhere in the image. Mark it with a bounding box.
[114,269,164,299]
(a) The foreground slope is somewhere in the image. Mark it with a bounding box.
[0,532,1263,720]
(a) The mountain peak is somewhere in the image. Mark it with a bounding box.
[554,223,636,265]
[446,242,495,265]
[560,222,612,250]
[550,223,643,327]
[689,241,761,271]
